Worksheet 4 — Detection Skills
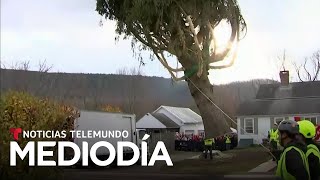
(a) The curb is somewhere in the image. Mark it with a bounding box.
[248,159,277,173]
[224,174,280,179]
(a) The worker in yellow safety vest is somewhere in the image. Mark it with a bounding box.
[297,120,320,180]
[276,120,310,180]
[204,137,215,159]
[225,135,231,150]
[269,123,280,161]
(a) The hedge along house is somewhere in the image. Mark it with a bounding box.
[236,71,320,147]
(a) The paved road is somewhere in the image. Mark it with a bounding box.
[63,150,279,180]
[63,169,279,180]
[64,169,222,180]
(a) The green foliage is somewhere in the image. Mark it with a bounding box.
[96,0,247,60]
[101,104,122,113]
[0,91,78,180]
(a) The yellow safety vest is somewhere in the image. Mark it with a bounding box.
[204,138,214,146]
[276,146,310,180]
[306,144,320,164]
[270,129,279,142]
[225,137,231,144]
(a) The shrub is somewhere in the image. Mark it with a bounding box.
[0,91,79,180]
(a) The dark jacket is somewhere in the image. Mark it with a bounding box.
[284,140,309,180]
[306,139,320,180]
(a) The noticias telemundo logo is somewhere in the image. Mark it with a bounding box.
[10,128,22,141]
[8,128,173,167]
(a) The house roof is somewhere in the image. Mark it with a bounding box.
[151,113,180,128]
[256,81,320,99]
[154,105,203,124]
[238,81,320,116]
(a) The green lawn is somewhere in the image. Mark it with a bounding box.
[161,147,271,175]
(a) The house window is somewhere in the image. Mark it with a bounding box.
[198,130,205,136]
[303,117,318,126]
[185,130,194,135]
[153,130,160,133]
[274,117,284,125]
[244,118,254,134]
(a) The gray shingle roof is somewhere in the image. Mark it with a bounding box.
[256,81,320,99]
[237,97,320,116]
[151,113,180,128]
[238,81,320,116]
[155,106,203,124]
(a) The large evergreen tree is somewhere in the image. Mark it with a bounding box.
[96,0,247,137]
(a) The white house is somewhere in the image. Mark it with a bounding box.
[137,105,204,135]
[236,71,320,147]
[136,112,180,130]
[136,112,180,152]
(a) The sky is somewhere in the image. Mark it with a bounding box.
[1,0,320,84]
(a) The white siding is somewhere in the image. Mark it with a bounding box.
[136,113,166,129]
[237,117,270,144]
[238,114,320,145]
[180,123,204,135]
[258,117,270,143]
[237,117,241,136]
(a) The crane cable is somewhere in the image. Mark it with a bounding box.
[186,77,277,160]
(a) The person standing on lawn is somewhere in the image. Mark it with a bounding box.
[269,123,280,160]
[276,120,310,180]
[297,120,320,180]
[225,135,231,150]
[204,137,214,159]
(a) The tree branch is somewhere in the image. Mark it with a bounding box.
[159,52,184,72]
[38,59,53,73]
[152,51,185,81]
[174,1,204,77]
[209,41,238,69]
[294,50,320,82]
[209,17,238,63]
[127,25,152,48]
[0,61,6,69]
[134,24,185,77]
[312,51,320,81]
[293,62,304,82]
[207,21,217,58]
[303,58,312,81]
[186,15,204,77]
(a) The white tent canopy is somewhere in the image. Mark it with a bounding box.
[230,127,237,133]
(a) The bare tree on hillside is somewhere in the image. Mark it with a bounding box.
[116,67,144,76]
[35,60,55,96]
[38,60,53,73]
[1,59,56,96]
[1,60,31,70]
[294,50,320,82]
[116,67,144,114]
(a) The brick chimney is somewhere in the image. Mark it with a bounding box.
[279,70,289,86]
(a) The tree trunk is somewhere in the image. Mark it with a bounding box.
[186,73,231,138]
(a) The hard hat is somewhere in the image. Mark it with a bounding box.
[274,122,278,126]
[278,120,299,135]
[297,120,316,139]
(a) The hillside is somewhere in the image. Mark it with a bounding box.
[0,69,276,122]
